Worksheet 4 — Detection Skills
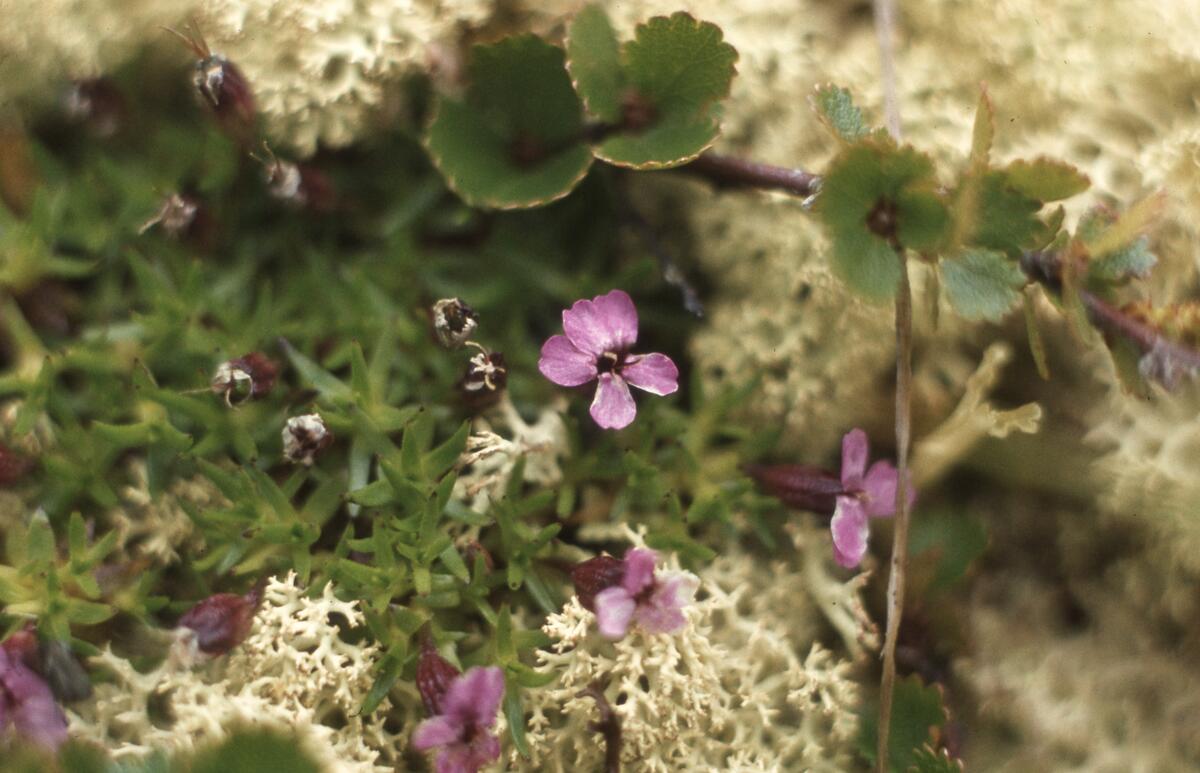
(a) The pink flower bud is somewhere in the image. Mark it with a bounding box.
[416,646,462,716]
[571,555,625,613]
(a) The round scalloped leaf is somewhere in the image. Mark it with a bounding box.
[424,35,592,209]
[829,227,902,302]
[595,12,737,168]
[595,114,720,169]
[811,84,869,144]
[624,13,737,119]
[565,5,624,123]
[941,249,1025,321]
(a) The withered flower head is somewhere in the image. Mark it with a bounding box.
[282,413,333,466]
[432,298,478,349]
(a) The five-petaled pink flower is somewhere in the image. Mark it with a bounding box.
[412,664,505,773]
[590,548,698,640]
[830,428,915,568]
[538,290,678,430]
[0,646,69,751]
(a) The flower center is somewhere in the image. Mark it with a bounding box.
[597,351,622,375]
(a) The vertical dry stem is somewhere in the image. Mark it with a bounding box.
[873,0,908,769]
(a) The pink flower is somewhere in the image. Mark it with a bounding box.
[538,290,678,430]
[0,647,68,751]
[830,429,915,568]
[412,665,505,773]
[592,548,699,640]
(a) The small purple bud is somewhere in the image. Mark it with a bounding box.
[432,298,479,349]
[178,586,261,656]
[282,413,333,466]
[416,645,461,715]
[571,555,625,613]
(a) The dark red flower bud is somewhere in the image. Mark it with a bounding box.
[571,555,625,612]
[416,645,461,715]
[1,628,39,669]
[178,585,262,655]
[0,442,34,486]
[61,78,126,138]
[744,463,843,516]
[164,26,256,141]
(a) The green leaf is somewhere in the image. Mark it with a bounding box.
[859,674,948,772]
[504,687,530,758]
[1023,286,1051,380]
[968,171,1043,255]
[1089,236,1156,284]
[189,728,323,773]
[941,249,1025,321]
[361,646,406,715]
[566,5,624,123]
[279,339,353,404]
[1004,157,1089,202]
[593,12,737,168]
[594,117,721,170]
[811,84,869,143]
[907,745,964,773]
[819,140,947,291]
[829,227,902,301]
[25,511,54,566]
[908,509,988,592]
[425,35,593,209]
[424,421,470,480]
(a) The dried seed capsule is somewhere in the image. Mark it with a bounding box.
[571,555,625,613]
[252,144,335,211]
[416,645,462,715]
[282,413,333,466]
[139,193,199,237]
[178,586,262,656]
[432,298,478,349]
[211,351,278,406]
[462,351,507,394]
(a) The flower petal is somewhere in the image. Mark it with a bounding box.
[467,731,502,769]
[441,666,505,729]
[635,572,699,634]
[620,548,658,595]
[621,353,679,396]
[831,497,870,568]
[434,744,475,773]
[594,587,636,639]
[413,715,463,751]
[1,651,68,750]
[538,335,597,387]
[841,428,870,487]
[563,289,638,356]
[590,374,636,429]
[861,460,916,517]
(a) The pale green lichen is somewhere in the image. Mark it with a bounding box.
[68,573,406,771]
[518,523,864,772]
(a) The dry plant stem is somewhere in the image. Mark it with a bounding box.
[872,0,907,767]
[877,250,913,773]
[684,152,821,198]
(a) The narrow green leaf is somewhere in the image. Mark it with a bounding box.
[1023,287,1051,380]
[424,421,469,480]
[438,544,470,583]
[968,85,994,166]
[504,687,530,758]
[279,339,353,403]
[941,249,1025,321]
